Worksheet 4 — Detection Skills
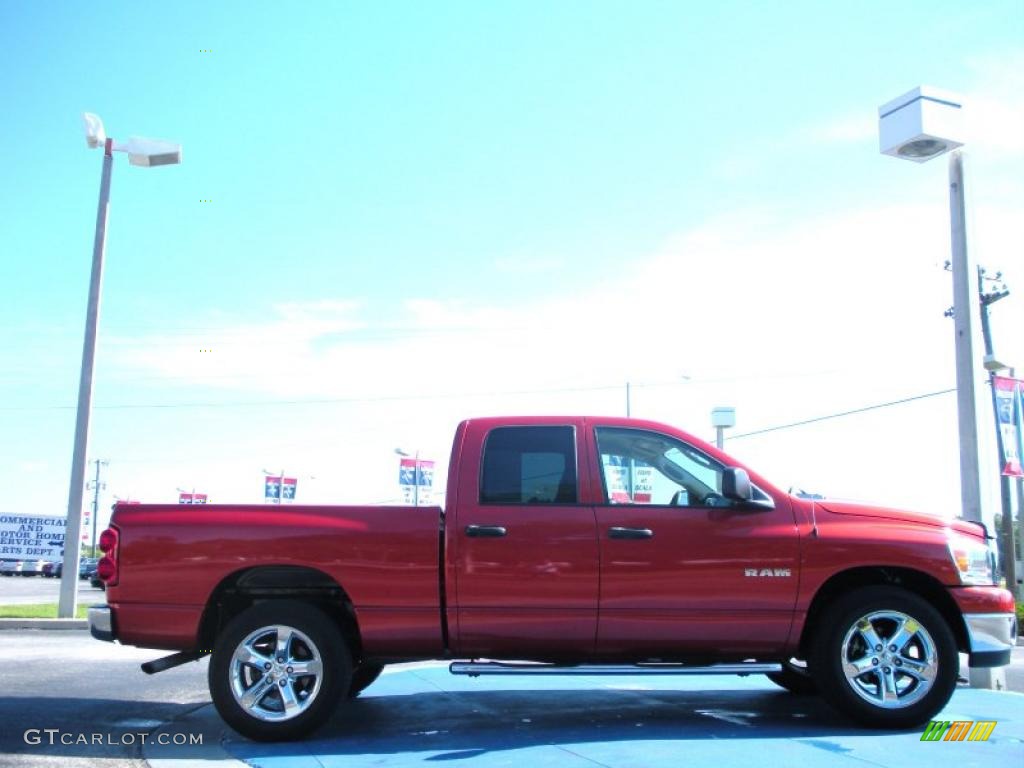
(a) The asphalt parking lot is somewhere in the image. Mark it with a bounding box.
[0,572,104,605]
[223,663,1024,768]
[1,628,1022,768]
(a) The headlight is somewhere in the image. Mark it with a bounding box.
[947,534,996,585]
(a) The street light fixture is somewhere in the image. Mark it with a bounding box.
[711,407,736,450]
[59,113,181,619]
[878,87,983,525]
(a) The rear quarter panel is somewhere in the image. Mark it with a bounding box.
[106,504,442,656]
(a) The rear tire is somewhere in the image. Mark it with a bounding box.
[766,658,817,695]
[810,586,957,729]
[348,663,385,698]
[209,600,350,741]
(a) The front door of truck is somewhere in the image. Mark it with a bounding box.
[590,425,799,659]
[451,422,599,659]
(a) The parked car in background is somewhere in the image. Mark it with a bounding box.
[43,560,63,578]
[0,559,23,576]
[19,558,48,577]
[79,558,98,580]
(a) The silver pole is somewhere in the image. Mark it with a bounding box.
[716,426,725,450]
[59,139,113,618]
[948,151,984,523]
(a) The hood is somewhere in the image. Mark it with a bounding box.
[815,499,987,539]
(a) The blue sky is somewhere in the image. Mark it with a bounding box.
[0,1,1021,538]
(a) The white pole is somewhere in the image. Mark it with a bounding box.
[59,138,113,618]
[949,151,984,523]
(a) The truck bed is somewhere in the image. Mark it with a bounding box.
[105,503,444,656]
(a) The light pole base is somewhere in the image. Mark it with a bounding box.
[968,664,1007,691]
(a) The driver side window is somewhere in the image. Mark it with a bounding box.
[595,427,729,507]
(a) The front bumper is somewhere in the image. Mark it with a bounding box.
[964,612,1017,668]
[88,604,115,643]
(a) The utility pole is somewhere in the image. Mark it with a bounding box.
[85,459,108,557]
[976,266,1016,598]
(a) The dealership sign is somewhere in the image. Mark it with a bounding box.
[0,514,66,560]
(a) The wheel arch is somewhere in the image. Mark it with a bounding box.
[797,567,967,658]
[196,565,363,662]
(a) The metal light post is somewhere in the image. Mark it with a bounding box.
[59,114,181,619]
[878,87,983,524]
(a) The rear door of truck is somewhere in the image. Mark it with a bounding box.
[446,418,599,658]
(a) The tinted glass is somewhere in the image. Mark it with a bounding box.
[480,426,577,504]
[595,426,729,507]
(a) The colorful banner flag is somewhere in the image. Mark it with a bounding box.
[398,458,434,504]
[1018,379,1024,473]
[398,459,434,487]
[264,477,297,503]
[994,376,1023,478]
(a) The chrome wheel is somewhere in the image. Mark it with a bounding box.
[839,609,938,710]
[229,624,324,722]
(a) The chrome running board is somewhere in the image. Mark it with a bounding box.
[449,661,782,677]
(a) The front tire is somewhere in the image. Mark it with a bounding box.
[209,600,350,741]
[810,586,957,729]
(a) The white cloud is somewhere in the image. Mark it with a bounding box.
[964,51,1024,158]
[95,192,1020,520]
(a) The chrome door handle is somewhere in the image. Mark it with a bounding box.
[608,526,654,539]
[465,525,508,537]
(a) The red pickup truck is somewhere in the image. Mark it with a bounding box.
[89,415,1016,741]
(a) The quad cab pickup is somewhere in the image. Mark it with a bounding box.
[89,416,1017,741]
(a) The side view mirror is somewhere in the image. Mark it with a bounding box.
[721,467,752,501]
[721,467,776,510]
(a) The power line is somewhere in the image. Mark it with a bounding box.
[725,388,957,441]
[0,370,861,412]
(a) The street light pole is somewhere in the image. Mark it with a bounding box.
[948,152,984,524]
[59,115,182,619]
[59,139,113,619]
[878,88,983,524]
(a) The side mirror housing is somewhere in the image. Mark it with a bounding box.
[722,467,752,502]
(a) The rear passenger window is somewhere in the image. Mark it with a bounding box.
[480,426,578,504]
